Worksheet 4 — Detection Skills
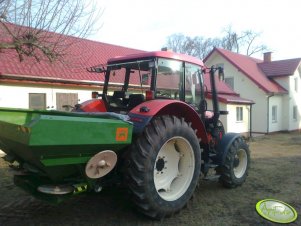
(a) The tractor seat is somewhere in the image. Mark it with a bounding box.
[128,94,145,109]
[113,90,125,99]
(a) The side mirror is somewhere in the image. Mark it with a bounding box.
[142,74,149,85]
[92,91,100,98]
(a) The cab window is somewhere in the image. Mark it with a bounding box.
[156,58,183,99]
[184,63,202,105]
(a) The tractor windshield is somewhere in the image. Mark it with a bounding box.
[102,57,204,112]
[102,59,154,112]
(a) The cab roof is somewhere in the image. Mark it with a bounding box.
[107,51,204,67]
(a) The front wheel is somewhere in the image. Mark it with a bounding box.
[219,136,250,188]
[125,115,201,219]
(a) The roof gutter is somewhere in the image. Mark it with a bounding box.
[0,73,103,86]
[249,103,255,138]
[0,73,147,90]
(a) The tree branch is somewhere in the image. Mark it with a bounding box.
[0,0,103,63]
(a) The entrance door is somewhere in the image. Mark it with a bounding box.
[56,93,78,111]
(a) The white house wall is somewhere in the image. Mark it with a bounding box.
[288,69,301,130]
[273,77,290,131]
[226,104,250,135]
[206,53,267,133]
[0,83,98,110]
[206,99,250,135]
[273,68,301,131]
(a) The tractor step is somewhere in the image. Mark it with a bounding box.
[209,153,217,158]
[207,163,218,168]
[203,175,220,181]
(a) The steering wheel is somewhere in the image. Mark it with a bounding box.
[156,91,171,98]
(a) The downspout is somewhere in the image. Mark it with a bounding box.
[249,103,253,138]
[266,93,274,134]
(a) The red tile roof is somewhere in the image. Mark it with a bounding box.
[203,74,254,104]
[258,58,301,77]
[216,94,254,104]
[203,73,237,95]
[0,24,252,104]
[0,23,144,83]
[204,48,288,94]
[205,93,254,105]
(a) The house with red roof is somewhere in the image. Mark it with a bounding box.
[0,24,253,135]
[204,48,301,133]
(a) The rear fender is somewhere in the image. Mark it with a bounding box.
[128,100,208,143]
[216,133,241,165]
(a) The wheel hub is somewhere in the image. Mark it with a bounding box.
[156,158,165,172]
[234,156,240,167]
[153,137,195,201]
[233,149,248,178]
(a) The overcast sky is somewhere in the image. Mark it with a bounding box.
[90,0,301,61]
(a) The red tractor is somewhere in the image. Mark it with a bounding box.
[77,51,250,219]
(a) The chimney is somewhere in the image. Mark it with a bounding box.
[263,52,272,62]
[161,47,172,52]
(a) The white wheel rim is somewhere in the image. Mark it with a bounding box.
[153,136,195,201]
[233,149,248,178]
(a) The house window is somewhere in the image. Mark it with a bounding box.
[272,105,277,123]
[236,107,243,122]
[294,77,298,92]
[293,105,298,120]
[29,93,46,110]
[225,77,234,89]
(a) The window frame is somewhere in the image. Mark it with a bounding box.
[294,77,298,92]
[225,77,234,90]
[29,93,46,110]
[272,105,278,123]
[236,106,243,122]
[293,105,298,121]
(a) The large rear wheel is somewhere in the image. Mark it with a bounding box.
[125,115,201,219]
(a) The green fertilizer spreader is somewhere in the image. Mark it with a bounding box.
[0,107,132,202]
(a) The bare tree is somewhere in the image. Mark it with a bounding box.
[243,30,268,56]
[165,27,268,59]
[166,33,189,54]
[166,34,220,59]
[0,0,103,62]
[220,26,240,52]
[221,26,267,56]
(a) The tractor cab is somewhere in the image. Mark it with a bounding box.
[85,51,208,117]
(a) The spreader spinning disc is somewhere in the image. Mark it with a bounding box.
[85,150,117,179]
[37,184,74,195]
